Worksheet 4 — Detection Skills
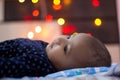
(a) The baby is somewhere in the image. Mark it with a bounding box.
[0,33,111,78]
[46,33,111,70]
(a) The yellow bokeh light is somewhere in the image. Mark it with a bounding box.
[57,18,65,25]
[31,0,38,3]
[35,26,42,33]
[94,18,102,27]
[27,32,34,39]
[18,0,25,3]
[41,28,49,37]
[53,0,61,5]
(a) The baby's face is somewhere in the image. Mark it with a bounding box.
[46,33,92,70]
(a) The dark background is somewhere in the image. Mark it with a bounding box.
[4,0,119,44]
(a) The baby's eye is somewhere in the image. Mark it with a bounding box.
[67,36,70,39]
[64,45,68,53]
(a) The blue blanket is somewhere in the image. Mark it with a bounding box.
[1,63,120,80]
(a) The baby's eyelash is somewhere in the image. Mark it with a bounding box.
[67,36,70,39]
[64,45,67,53]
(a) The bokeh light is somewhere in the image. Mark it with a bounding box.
[57,18,65,25]
[94,18,102,27]
[53,0,61,5]
[24,15,31,21]
[35,25,42,33]
[63,0,71,5]
[52,4,62,10]
[32,10,39,17]
[46,14,53,21]
[62,25,76,35]
[27,32,34,39]
[92,0,100,7]
[31,0,39,3]
[41,28,49,37]
[18,0,25,3]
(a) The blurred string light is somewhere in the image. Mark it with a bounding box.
[18,0,25,3]
[92,0,100,7]
[94,18,102,27]
[57,18,65,25]
[31,0,39,3]
[27,32,34,39]
[32,10,39,17]
[46,14,53,21]
[35,25,42,33]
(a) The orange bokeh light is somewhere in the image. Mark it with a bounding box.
[52,4,62,10]
[32,10,39,17]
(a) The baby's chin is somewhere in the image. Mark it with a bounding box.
[46,43,53,55]
[46,44,50,53]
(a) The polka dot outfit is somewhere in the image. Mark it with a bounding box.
[0,38,57,78]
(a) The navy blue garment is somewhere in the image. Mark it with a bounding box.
[0,38,57,78]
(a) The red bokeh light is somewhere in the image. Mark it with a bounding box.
[46,14,53,21]
[62,25,76,35]
[24,15,31,21]
[92,0,100,7]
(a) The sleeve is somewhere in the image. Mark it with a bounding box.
[0,38,56,78]
[0,39,19,58]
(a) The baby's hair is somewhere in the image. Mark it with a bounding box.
[86,35,111,67]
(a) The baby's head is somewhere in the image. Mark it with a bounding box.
[46,33,111,71]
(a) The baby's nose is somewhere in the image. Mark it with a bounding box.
[54,38,66,45]
[54,39,60,44]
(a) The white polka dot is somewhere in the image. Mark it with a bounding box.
[40,61,42,64]
[7,62,11,65]
[47,69,50,72]
[37,66,40,69]
[9,54,12,57]
[42,68,45,71]
[12,65,15,69]
[32,48,35,51]
[5,65,8,69]
[34,52,37,54]
[8,70,11,74]
[23,46,26,49]
[28,60,31,63]
[34,58,37,61]
[0,70,3,74]
[32,63,35,66]
[44,63,47,67]
[15,70,18,73]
